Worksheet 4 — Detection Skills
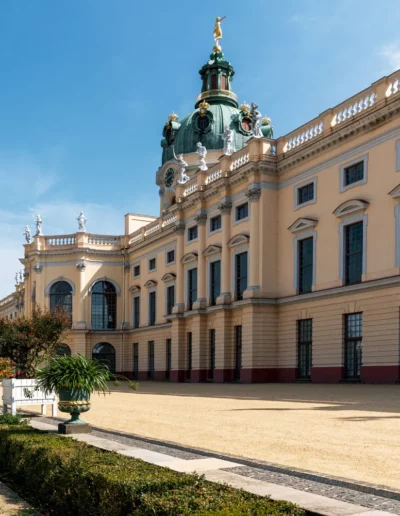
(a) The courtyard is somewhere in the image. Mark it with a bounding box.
[4,382,399,491]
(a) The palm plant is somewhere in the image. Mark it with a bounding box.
[36,354,137,396]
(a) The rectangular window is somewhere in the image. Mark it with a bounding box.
[188,225,198,241]
[166,339,171,380]
[149,258,156,271]
[344,161,364,186]
[186,332,192,380]
[235,325,242,381]
[344,313,363,379]
[235,252,248,301]
[210,260,221,306]
[209,329,215,380]
[211,74,217,89]
[166,285,175,316]
[298,237,313,294]
[345,222,363,285]
[166,249,175,264]
[133,296,140,329]
[236,202,249,221]
[149,291,156,325]
[297,183,314,205]
[188,268,198,310]
[133,343,139,380]
[297,319,312,379]
[210,215,222,232]
[133,265,140,277]
[148,341,155,380]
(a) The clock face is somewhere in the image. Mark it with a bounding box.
[165,168,174,187]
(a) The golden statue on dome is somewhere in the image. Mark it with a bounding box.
[213,16,226,52]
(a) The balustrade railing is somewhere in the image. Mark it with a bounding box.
[284,122,324,152]
[46,236,76,246]
[386,75,400,97]
[161,213,177,228]
[183,181,198,197]
[332,93,376,127]
[205,167,221,185]
[144,221,160,237]
[230,149,249,170]
[0,295,15,307]
[88,235,120,246]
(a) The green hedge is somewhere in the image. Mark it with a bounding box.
[0,426,305,516]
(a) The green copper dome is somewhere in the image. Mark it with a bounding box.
[161,50,254,164]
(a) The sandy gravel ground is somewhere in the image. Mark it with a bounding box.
[2,383,400,490]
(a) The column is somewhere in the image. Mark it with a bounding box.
[193,212,207,310]
[244,187,261,298]
[216,201,232,305]
[173,222,185,314]
[74,260,87,330]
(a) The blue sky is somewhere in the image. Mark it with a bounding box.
[1,0,399,297]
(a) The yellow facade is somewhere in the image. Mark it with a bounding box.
[2,58,400,384]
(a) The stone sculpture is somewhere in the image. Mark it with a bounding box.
[77,212,87,232]
[222,125,235,155]
[196,142,208,171]
[250,103,263,138]
[35,214,43,236]
[23,225,31,244]
[173,148,190,184]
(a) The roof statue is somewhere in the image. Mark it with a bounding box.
[213,16,226,52]
[196,142,208,171]
[77,211,87,233]
[35,214,43,236]
[23,225,31,244]
[173,147,190,185]
[222,125,235,155]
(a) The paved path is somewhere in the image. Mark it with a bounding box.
[30,417,398,516]
[0,480,36,515]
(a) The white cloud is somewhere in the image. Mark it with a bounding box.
[378,43,400,73]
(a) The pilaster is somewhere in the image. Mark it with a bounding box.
[193,211,207,310]
[244,186,261,299]
[216,201,232,305]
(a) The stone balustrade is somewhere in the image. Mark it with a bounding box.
[279,70,400,154]
[230,148,250,170]
[46,236,76,246]
[0,294,15,307]
[205,167,221,185]
[144,221,160,237]
[161,213,177,228]
[183,181,199,197]
[88,235,121,246]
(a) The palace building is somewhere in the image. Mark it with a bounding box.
[2,32,400,384]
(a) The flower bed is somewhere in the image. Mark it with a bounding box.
[0,425,305,516]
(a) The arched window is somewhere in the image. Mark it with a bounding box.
[91,281,117,330]
[92,342,116,373]
[50,281,72,318]
[56,343,71,357]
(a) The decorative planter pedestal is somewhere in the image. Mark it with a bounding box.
[57,388,91,434]
[2,379,57,416]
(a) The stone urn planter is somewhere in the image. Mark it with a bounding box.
[36,354,137,434]
[58,387,91,430]
[2,378,57,416]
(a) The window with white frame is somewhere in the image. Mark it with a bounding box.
[340,155,368,192]
[188,225,198,242]
[235,202,249,222]
[133,264,140,277]
[166,249,175,264]
[148,257,156,272]
[210,215,222,232]
[294,178,317,210]
[133,296,140,329]
[149,291,156,325]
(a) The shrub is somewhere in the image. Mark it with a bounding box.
[0,427,305,516]
[0,413,27,426]
[0,357,12,379]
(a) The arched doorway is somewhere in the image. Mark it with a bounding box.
[55,343,71,357]
[92,342,116,374]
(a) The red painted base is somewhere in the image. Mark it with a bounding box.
[191,370,209,382]
[311,366,343,383]
[214,369,236,382]
[240,368,279,383]
[360,365,400,383]
[170,370,187,382]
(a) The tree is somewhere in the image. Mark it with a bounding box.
[0,308,71,378]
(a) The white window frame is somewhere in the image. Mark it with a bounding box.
[132,263,141,278]
[338,213,368,283]
[206,252,222,306]
[148,256,157,273]
[233,200,250,226]
[340,154,368,193]
[165,247,176,266]
[164,281,175,317]
[132,294,140,328]
[148,287,157,325]
[231,244,249,302]
[208,212,222,235]
[186,224,199,244]
[294,177,317,210]
[293,228,317,293]
[185,262,198,311]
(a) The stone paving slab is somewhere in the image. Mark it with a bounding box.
[204,470,390,516]
[157,457,240,472]
[118,447,176,463]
